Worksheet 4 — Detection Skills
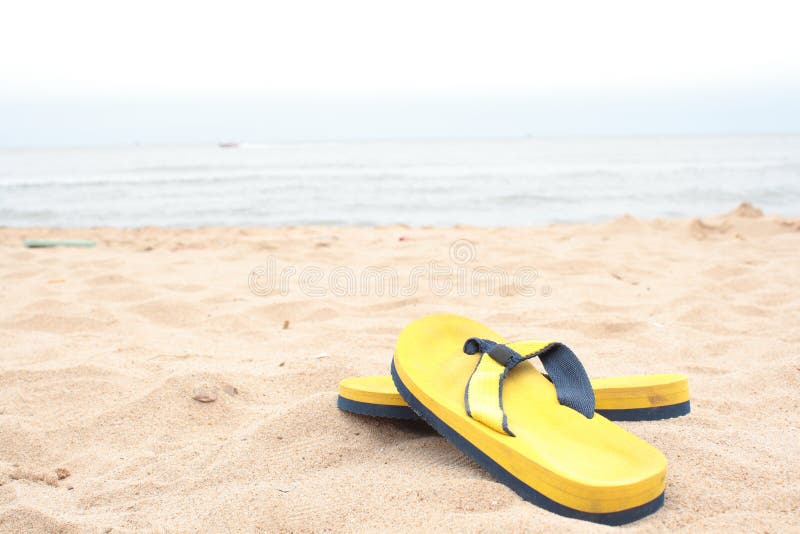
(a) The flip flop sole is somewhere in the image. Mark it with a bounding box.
[336,396,417,419]
[338,374,690,421]
[597,401,691,421]
[337,396,690,422]
[391,360,665,526]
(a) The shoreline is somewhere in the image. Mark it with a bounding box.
[1,202,793,243]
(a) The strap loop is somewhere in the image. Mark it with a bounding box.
[463,338,519,366]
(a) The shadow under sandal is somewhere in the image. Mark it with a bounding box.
[390,313,667,525]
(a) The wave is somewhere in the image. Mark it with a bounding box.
[1,138,799,226]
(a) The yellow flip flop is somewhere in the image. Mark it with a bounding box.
[338,374,690,421]
[389,314,667,524]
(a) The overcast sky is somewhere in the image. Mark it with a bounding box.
[2,0,799,146]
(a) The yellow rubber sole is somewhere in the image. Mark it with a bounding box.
[390,314,668,523]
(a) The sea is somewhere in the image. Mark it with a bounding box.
[1,136,799,227]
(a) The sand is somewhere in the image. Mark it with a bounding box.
[1,204,799,532]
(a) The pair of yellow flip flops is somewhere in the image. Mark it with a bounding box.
[337,314,690,525]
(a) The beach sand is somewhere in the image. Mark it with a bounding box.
[1,204,798,532]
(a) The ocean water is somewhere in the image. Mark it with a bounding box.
[1,136,799,227]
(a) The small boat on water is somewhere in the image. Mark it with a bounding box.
[218,142,239,148]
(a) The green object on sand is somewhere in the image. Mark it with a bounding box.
[24,239,96,248]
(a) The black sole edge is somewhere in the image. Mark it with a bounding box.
[390,360,665,526]
[597,400,691,421]
[337,395,419,420]
[340,397,692,423]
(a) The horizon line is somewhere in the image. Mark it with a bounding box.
[3,131,800,151]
